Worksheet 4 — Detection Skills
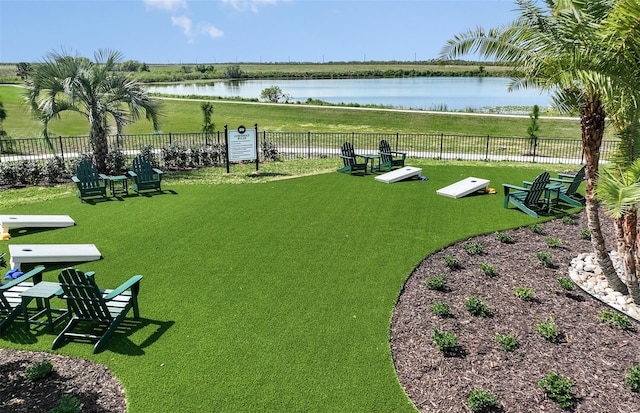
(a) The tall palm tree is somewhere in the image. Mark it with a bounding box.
[440,0,637,294]
[24,49,161,172]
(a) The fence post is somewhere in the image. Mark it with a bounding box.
[395,132,399,149]
[439,133,444,159]
[308,131,311,159]
[485,135,490,161]
[58,136,65,164]
[532,136,537,163]
[169,133,172,145]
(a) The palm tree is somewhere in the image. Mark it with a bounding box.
[24,49,161,172]
[440,0,637,294]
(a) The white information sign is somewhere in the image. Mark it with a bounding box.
[228,126,257,162]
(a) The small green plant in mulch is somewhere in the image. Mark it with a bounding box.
[514,286,535,301]
[424,273,448,291]
[556,277,575,291]
[529,223,544,234]
[467,389,500,412]
[479,263,498,277]
[25,360,53,381]
[495,333,519,352]
[432,328,459,355]
[561,215,577,225]
[536,251,554,268]
[464,296,493,317]
[495,231,514,244]
[579,228,591,240]
[626,365,640,392]
[48,394,84,413]
[600,310,633,331]
[538,371,576,409]
[443,253,461,270]
[429,301,453,318]
[545,236,563,248]
[535,316,561,343]
[463,241,484,255]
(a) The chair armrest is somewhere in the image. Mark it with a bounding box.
[549,177,572,184]
[503,183,529,192]
[152,168,163,175]
[71,176,80,183]
[558,173,576,179]
[339,155,355,160]
[104,275,143,300]
[1,266,45,290]
[128,170,138,178]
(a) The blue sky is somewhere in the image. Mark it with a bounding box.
[1,0,518,64]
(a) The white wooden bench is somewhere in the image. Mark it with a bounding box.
[0,215,75,240]
[9,244,101,269]
[437,177,490,199]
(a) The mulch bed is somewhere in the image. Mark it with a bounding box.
[391,209,640,412]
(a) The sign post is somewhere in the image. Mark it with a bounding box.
[225,123,259,173]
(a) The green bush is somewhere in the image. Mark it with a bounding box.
[561,215,577,225]
[556,277,575,291]
[626,365,640,392]
[431,328,459,355]
[467,389,499,412]
[25,360,53,381]
[162,141,188,168]
[535,317,561,343]
[464,296,492,317]
[495,333,519,352]
[105,148,127,173]
[514,286,535,300]
[45,156,66,183]
[424,274,448,291]
[429,302,453,317]
[479,263,497,277]
[545,236,563,248]
[529,223,544,234]
[443,254,461,270]
[536,252,554,268]
[579,228,591,240]
[139,145,158,168]
[463,241,484,255]
[48,394,83,413]
[495,231,514,244]
[600,310,632,331]
[538,371,575,409]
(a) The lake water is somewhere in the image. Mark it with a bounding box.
[146,77,552,111]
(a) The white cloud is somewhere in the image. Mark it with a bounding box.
[222,0,283,13]
[172,16,193,42]
[199,23,224,39]
[144,0,187,11]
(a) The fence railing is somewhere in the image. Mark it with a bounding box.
[0,131,618,167]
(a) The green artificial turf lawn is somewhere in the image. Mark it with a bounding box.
[0,162,573,412]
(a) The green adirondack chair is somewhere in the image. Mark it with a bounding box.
[550,165,586,206]
[52,268,143,354]
[337,142,369,175]
[0,266,45,335]
[129,155,163,194]
[378,139,406,171]
[503,171,551,218]
[72,159,108,200]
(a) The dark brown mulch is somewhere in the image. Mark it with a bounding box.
[391,209,640,412]
[0,348,126,413]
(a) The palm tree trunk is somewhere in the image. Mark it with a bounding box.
[616,213,640,301]
[581,98,630,294]
[90,119,109,173]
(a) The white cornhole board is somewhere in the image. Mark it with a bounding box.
[9,244,101,269]
[437,177,490,199]
[375,167,422,183]
[0,215,75,240]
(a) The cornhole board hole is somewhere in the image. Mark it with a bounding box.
[375,167,422,183]
[9,244,102,269]
[437,177,490,199]
[0,215,75,240]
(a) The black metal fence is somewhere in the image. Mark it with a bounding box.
[0,131,618,167]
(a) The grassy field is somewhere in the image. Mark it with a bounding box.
[0,84,598,140]
[0,159,580,412]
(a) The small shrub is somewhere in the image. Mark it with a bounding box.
[535,317,561,343]
[261,140,280,162]
[44,156,66,183]
[0,162,18,185]
[432,328,459,355]
[530,223,544,234]
[464,296,492,317]
[424,274,448,291]
[561,215,577,225]
[556,277,575,291]
[16,159,43,185]
[625,365,640,392]
[479,263,498,277]
[545,236,563,248]
[25,360,53,381]
[467,389,499,412]
[139,145,158,168]
[69,153,93,174]
[162,141,188,168]
[105,148,127,173]
[538,371,575,409]
[429,302,453,318]
[600,310,632,331]
[514,286,535,301]
[536,252,554,268]
[495,231,514,244]
[48,394,84,413]
[495,333,519,352]
[443,254,461,270]
[463,241,484,255]
[579,228,591,240]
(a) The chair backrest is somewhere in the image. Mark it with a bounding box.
[75,159,102,189]
[341,142,356,167]
[565,165,586,196]
[58,268,113,322]
[524,171,550,205]
[379,140,393,163]
[132,155,156,182]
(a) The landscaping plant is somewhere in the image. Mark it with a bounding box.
[467,389,500,412]
[538,371,575,409]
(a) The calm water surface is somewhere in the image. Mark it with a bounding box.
[146,77,552,111]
